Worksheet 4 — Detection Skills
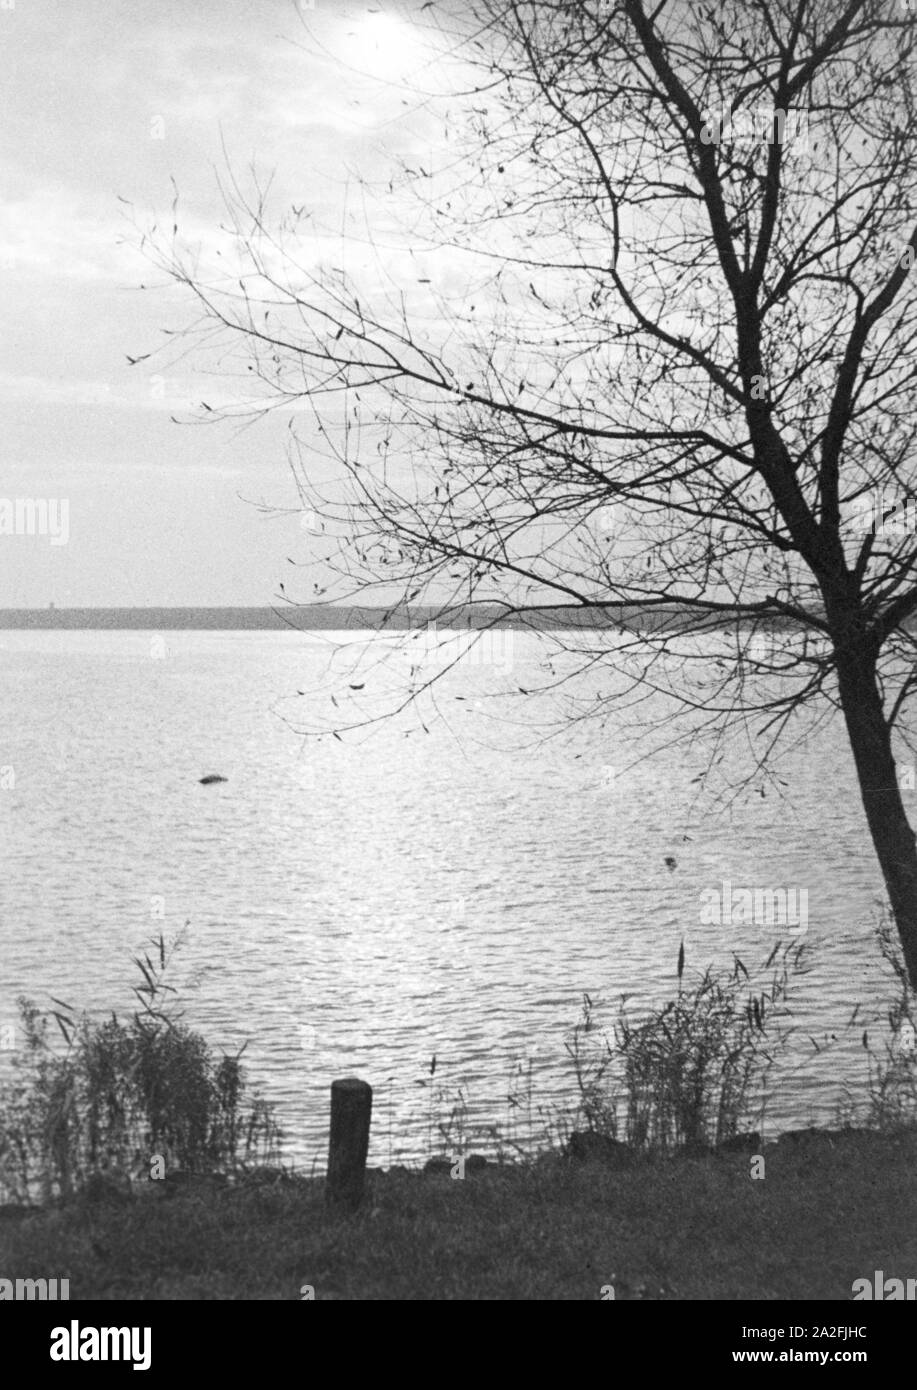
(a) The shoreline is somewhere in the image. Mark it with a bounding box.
[2,1125,914,1300]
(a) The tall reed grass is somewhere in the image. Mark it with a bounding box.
[0,932,281,1203]
[565,940,808,1152]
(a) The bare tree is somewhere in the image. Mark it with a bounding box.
[143,0,917,984]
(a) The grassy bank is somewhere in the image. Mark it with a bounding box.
[3,930,915,1299]
[2,1127,916,1299]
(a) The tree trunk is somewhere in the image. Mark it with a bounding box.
[835,647,917,989]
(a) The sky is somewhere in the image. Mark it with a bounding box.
[0,0,450,605]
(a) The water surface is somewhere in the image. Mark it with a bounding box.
[0,629,898,1167]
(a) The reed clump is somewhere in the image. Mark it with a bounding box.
[0,932,281,1203]
[566,940,808,1153]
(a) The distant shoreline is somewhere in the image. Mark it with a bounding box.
[0,605,798,633]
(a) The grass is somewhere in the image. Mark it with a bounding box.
[0,931,281,1205]
[2,924,916,1299]
[2,1128,915,1299]
[566,940,806,1152]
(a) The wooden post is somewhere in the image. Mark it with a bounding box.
[326,1077,373,1211]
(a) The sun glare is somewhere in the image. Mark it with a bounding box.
[349,11,426,81]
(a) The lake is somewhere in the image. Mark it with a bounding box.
[0,627,900,1169]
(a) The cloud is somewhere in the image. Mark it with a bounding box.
[0,0,467,599]
[0,189,137,283]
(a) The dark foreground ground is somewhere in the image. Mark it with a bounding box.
[1,1129,915,1300]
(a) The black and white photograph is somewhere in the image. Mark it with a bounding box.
[1,0,916,1350]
